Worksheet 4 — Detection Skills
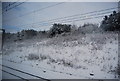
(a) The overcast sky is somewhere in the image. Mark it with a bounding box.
[2,2,118,33]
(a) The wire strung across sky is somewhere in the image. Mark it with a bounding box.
[1,0,27,15]
[3,0,29,12]
[19,2,65,17]
[43,6,118,22]
[37,10,114,24]
[10,7,118,29]
[18,15,105,29]
[2,0,20,11]
[28,12,111,28]
[3,2,65,22]
[3,5,117,23]
[0,0,27,17]
[12,7,118,25]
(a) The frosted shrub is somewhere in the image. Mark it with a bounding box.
[27,53,39,60]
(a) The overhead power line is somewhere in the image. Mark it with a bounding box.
[42,10,113,23]
[37,6,118,23]
[11,7,117,28]
[5,2,25,12]
[31,11,112,27]
[3,0,20,11]
[1,0,28,15]
[13,10,114,29]
[3,2,65,22]
[27,15,105,29]
[19,2,65,17]
[23,7,118,26]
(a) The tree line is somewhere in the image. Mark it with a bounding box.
[100,11,120,31]
[4,10,120,41]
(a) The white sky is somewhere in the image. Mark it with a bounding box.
[2,1,118,33]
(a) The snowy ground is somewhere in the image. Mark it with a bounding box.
[1,33,119,79]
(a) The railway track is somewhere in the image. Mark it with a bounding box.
[0,64,50,81]
[0,69,29,81]
[0,58,90,79]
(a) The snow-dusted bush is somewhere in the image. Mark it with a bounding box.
[39,54,47,60]
[21,29,37,39]
[62,60,74,68]
[27,53,39,60]
[27,53,49,61]
[49,23,71,37]
[100,11,120,31]
[78,23,101,34]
